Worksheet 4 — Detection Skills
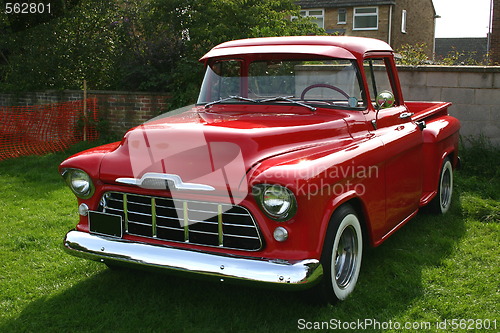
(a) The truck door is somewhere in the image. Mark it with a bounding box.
[363,58,423,238]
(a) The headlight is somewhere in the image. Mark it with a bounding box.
[253,184,297,221]
[62,169,95,199]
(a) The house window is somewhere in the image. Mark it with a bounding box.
[353,7,378,30]
[299,9,325,29]
[338,8,346,24]
[401,10,407,33]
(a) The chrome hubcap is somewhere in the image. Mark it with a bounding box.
[335,225,358,289]
[441,168,451,209]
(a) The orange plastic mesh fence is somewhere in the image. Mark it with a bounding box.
[0,98,98,161]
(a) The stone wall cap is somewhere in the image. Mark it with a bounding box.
[62,90,171,96]
[397,65,500,73]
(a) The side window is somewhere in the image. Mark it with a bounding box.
[363,58,398,107]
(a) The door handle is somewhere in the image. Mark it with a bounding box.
[416,120,426,131]
[399,112,414,119]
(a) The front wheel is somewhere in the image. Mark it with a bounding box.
[429,157,453,214]
[309,204,363,304]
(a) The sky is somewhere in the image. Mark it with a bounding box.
[433,0,493,38]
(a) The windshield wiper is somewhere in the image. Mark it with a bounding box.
[204,95,258,108]
[260,96,316,112]
[205,95,317,112]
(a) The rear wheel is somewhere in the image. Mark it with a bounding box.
[429,157,453,214]
[308,204,363,304]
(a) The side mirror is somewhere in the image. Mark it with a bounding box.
[376,90,395,109]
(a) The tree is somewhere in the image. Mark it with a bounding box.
[0,0,322,105]
[151,0,324,106]
[1,0,81,32]
[0,0,127,91]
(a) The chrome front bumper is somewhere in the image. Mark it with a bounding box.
[63,230,323,289]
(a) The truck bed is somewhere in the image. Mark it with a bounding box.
[406,101,452,122]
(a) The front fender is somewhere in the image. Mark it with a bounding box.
[247,137,385,258]
[59,142,120,180]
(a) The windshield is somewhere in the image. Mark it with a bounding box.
[197,58,365,110]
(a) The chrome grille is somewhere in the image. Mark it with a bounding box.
[98,192,262,251]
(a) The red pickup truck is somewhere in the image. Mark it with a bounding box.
[61,36,460,303]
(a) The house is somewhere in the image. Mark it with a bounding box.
[295,0,437,56]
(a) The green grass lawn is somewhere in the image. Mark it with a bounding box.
[0,140,498,332]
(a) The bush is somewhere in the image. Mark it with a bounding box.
[396,43,429,66]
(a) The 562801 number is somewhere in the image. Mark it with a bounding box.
[5,2,51,14]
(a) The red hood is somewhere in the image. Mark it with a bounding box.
[99,105,353,193]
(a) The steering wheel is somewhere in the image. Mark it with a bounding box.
[300,84,350,100]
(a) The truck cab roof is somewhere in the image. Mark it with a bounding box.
[200,36,394,62]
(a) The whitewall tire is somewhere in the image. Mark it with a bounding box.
[430,157,453,214]
[312,204,363,304]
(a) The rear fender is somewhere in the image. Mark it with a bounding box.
[421,115,460,195]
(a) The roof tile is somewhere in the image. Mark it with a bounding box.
[296,0,396,8]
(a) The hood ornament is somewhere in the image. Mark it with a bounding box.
[116,173,215,191]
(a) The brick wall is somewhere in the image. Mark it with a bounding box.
[324,5,391,42]
[0,91,82,105]
[91,91,170,136]
[0,90,171,137]
[491,0,500,64]
[392,0,435,57]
